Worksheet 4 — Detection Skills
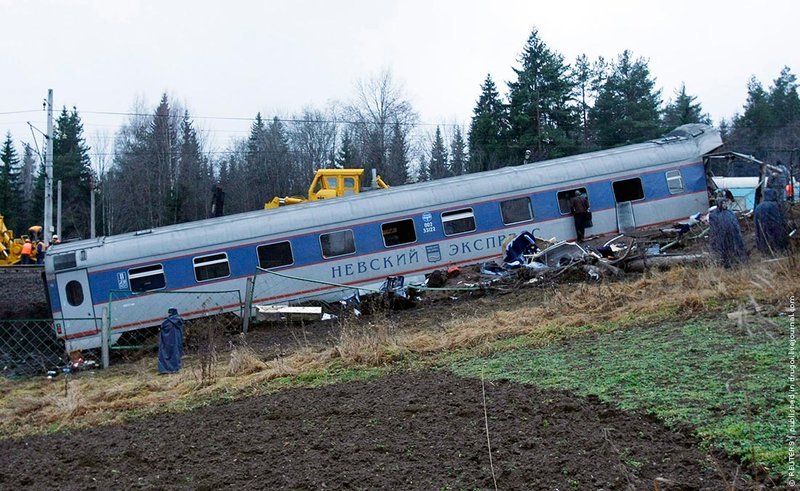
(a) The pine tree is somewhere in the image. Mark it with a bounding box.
[663,83,711,129]
[336,129,359,169]
[416,156,429,182]
[148,94,180,226]
[590,50,662,148]
[175,111,208,222]
[468,75,507,173]
[265,116,292,197]
[18,143,37,229]
[52,108,93,239]
[244,113,269,210]
[386,122,410,184]
[449,127,467,176]
[0,132,20,230]
[507,28,579,162]
[428,127,449,180]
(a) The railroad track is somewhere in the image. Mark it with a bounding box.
[0,265,44,275]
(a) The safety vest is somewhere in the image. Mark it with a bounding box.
[21,242,33,255]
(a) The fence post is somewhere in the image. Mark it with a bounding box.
[101,307,109,369]
[242,276,255,334]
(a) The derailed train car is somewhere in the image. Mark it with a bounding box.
[44,124,722,351]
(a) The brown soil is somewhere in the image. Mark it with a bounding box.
[0,370,754,490]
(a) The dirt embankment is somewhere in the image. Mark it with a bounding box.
[0,268,50,320]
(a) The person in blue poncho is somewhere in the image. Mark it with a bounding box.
[158,308,184,374]
[708,199,748,268]
[754,188,790,256]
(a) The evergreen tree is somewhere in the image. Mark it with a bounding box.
[468,74,507,173]
[416,156,429,182]
[0,132,20,230]
[18,143,37,229]
[52,108,93,239]
[244,113,269,209]
[148,94,181,226]
[175,111,208,222]
[590,50,662,148]
[386,122,410,184]
[264,116,293,197]
[449,127,467,176]
[663,83,711,129]
[428,127,449,180]
[336,129,359,169]
[729,68,800,163]
[507,28,579,162]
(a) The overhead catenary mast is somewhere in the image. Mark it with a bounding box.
[43,89,54,241]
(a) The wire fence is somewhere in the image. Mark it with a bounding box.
[0,319,68,378]
[104,289,244,365]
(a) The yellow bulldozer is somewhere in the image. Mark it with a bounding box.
[0,215,43,265]
[265,168,389,209]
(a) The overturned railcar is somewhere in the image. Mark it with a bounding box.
[45,124,722,351]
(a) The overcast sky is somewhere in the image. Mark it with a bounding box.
[1,0,797,157]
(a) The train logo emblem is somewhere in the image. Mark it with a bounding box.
[422,212,436,234]
[425,244,441,263]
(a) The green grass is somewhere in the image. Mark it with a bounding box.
[451,317,789,479]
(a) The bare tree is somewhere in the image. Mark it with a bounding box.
[345,69,418,185]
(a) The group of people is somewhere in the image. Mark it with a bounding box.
[709,188,792,268]
[19,234,60,265]
[565,187,792,268]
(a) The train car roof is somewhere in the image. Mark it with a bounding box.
[47,124,721,268]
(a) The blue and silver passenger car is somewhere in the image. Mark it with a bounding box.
[45,124,722,351]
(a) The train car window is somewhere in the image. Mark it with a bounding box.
[612,178,645,202]
[442,208,476,236]
[65,280,84,307]
[666,170,684,194]
[129,264,166,292]
[257,241,294,269]
[193,253,231,282]
[557,188,588,215]
[53,252,77,271]
[382,219,417,247]
[500,197,534,224]
[320,230,356,258]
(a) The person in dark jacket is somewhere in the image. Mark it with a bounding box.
[709,200,748,268]
[754,188,790,255]
[569,191,590,242]
[158,308,184,374]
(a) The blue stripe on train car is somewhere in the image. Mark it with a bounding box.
[83,160,707,308]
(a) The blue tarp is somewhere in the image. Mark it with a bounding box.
[158,311,184,374]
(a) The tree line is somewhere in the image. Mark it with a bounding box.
[0,27,797,239]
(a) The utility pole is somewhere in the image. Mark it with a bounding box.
[57,180,62,239]
[43,89,54,241]
[90,176,96,238]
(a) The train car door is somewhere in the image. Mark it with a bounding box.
[612,177,645,233]
[55,269,99,337]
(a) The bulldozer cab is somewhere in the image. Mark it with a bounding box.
[265,168,388,209]
[309,169,363,201]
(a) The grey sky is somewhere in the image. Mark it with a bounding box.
[1,0,797,157]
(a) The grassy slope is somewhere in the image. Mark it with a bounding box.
[451,317,788,479]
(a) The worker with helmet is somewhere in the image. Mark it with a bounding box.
[50,234,60,246]
[20,239,33,265]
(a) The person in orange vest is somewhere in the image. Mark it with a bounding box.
[20,239,33,265]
